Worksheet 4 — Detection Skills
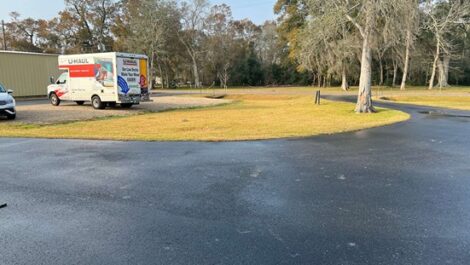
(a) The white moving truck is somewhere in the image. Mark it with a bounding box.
[47,52,149,109]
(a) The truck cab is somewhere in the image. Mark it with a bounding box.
[48,72,72,105]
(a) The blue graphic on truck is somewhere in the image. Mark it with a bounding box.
[118,76,130,94]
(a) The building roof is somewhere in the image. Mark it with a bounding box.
[0,50,59,56]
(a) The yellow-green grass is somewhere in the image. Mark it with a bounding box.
[162,86,470,94]
[375,95,470,111]
[0,95,409,141]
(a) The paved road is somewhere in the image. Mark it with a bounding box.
[1,101,469,265]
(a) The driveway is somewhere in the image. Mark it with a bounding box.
[7,96,229,124]
[0,101,469,264]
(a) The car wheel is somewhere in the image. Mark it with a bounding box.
[6,113,16,120]
[50,93,61,106]
[121,103,133,109]
[92,96,106,110]
[76,101,85,106]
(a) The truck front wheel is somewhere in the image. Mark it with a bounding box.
[91,96,106,110]
[50,93,61,106]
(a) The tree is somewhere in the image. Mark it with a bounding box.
[274,0,308,61]
[3,0,469,89]
[423,0,470,90]
[305,1,407,112]
[297,11,358,91]
[6,12,42,52]
[274,0,313,85]
[205,4,236,89]
[64,0,118,52]
[178,0,209,88]
[255,21,282,85]
[399,0,420,90]
[120,0,181,88]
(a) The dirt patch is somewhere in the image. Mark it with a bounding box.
[6,96,230,125]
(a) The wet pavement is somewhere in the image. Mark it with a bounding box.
[0,100,469,264]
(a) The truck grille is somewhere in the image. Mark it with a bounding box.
[0,101,6,106]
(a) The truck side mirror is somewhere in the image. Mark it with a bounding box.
[50,76,55,84]
[7,89,13,94]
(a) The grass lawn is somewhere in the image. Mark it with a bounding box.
[200,85,470,111]
[0,95,409,141]
[375,95,470,111]
[371,86,470,111]
[163,85,470,95]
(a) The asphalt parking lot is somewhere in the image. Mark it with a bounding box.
[1,101,470,264]
[4,96,229,124]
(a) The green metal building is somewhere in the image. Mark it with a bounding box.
[0,51,60,97]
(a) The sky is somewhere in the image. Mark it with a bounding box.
[0,0,277,25]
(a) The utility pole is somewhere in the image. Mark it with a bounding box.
[1,20,7,50]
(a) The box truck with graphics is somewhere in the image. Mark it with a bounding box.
[47,52,149,109]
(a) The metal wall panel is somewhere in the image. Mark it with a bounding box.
[0,51,60,97]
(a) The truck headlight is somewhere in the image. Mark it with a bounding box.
[6,98,14,104]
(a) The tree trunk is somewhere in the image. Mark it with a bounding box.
[191,55,201,88]
[157,60,164,89]
[392,60,398,87]
[400,29,412,90]
[438,54,450,88]
[223,65,229,90]
[437,59,444,88]
[341,65,349,91]
[356,35,375,113]
[428,40,440,90]
[150,51,157,90]
[165,66,170,89]
[378,56,384,86]
[443,55,450,86]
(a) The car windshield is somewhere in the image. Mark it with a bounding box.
[0,83,5,93]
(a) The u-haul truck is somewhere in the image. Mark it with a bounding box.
[47,52,149,109]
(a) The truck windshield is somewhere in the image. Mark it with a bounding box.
[57,72,68,84]
[0,83,5,93]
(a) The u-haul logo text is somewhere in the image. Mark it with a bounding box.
[123,59,138,66]
[67,58,90,64]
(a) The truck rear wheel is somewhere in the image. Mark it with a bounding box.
[121,103,133,109]
[91,96,106,110]
[50,93,61,106]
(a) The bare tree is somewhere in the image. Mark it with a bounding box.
[304,0,407,112]
[423,0,470,90]
[8,12,39,46]
[205,4,236,89]
[178,0,209,88]
[400,0,419,90]
[64,0,118,52]
[297,4,359,92]
[124,0,180,89]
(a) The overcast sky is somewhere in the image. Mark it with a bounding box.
[0,0,276,24]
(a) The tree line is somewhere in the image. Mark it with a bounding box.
[0,0,469,112]
[0,0,309,89]
[277,0,469,112]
